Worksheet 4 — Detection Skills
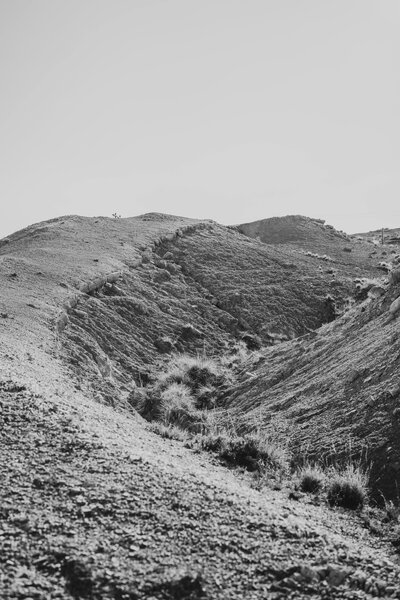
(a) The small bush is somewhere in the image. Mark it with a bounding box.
[191,430,289,474]
[130,389,161,421]
[191,431,228,453]
[155,355,231,407]
[327,464,368,510]
[384,499,400,522]
[160,382,192,405]
[222,433,289,473]
[148,422,189,442]
[298,464,325,493]
[195,385,217,410]
[159,383,201,431]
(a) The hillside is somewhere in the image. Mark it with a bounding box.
[0,213,382,406]
[355,227,400,247]
[2,213,400,599]
[224,282,400,500]
[236,215,395,272]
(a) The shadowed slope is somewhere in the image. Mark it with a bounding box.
[224,281,400,500]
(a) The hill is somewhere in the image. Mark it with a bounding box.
[2,213,400,599]
[236,214,395,272]
[355,226,400,248]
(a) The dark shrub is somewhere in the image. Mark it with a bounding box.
[327,465,368,510]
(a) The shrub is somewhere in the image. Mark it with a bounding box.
[326,464,368,510]
[384,499,400,522]
[195,385,217,410]
[148,422,189,442]
[297,464,325,493]
[222,433,289,473]
[191,430,289,474]
[191,431,228,453]
[130,388,161,422]
[159,383,201,431]
[160,382,192,404]
[155,355,231,408]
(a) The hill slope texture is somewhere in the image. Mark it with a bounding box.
[2,213,400,599]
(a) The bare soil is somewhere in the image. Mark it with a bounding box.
[1,213,400,599]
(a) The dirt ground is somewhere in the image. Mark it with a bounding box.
[2,213,400,599]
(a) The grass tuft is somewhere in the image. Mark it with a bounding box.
[326,463,368,510]
[158,383,203,432]
[148,422,189,442]
[297,464,325,493]
[191,430,289,474]
[155,355,231,408]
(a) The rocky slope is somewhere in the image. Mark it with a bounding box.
[355,226,400,247]
[0,212,378,406]
[236,215,393,273]
[223,279,400,499]
[3,379,400,599]
[56,215,386,406]
[2,212,400,599]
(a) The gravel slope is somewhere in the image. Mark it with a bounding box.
[2,380,400,599]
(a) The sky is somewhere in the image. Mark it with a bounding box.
[0,0,399,238]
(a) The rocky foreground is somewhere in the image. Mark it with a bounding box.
[2,379,400,599]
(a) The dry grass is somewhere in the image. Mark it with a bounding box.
[157,382,205,432]
[326,463,369,510]
[147,422,189,442]
[190,429,289,474]
[155,354,232,408]
[141,355,372,511]
[297,463,325,493]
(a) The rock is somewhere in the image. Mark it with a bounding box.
[368,285,385,299]
[390,268,400,285]
[155,336,175,353]
[241,333,262,350]
[165,262,179,275]
[73,309,88,319]
[299,565,319,582]
[153,269,171,284]
[180,324,202,341]
[56,312,69,332]
[389,296,400,318]
[326,566,348,587]
[288,490,304,502]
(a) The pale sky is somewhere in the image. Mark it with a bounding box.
[1,0,399,238]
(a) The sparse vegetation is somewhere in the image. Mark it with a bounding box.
[148,422,189,442]
[305,250,336,263]
[155,354,232,409]
[297,464,325,493]
[140,353,291,477]
[190,430,289,474]
[326,464,368,510]
[159,383,204,432]
[133,355,233,430]
[137,353,373,512]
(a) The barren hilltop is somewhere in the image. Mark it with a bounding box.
[2,213,400,599]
